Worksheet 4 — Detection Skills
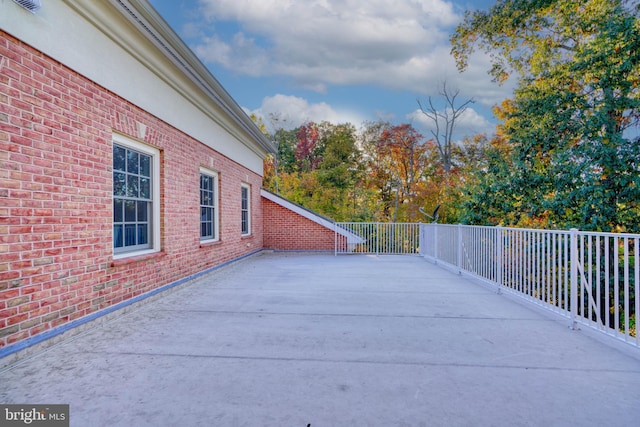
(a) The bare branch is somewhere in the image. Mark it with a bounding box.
[417,82,475,173]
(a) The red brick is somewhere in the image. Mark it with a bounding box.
[0,31,280,349]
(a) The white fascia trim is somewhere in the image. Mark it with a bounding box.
[63,0,275,159]
[111,0,274,153]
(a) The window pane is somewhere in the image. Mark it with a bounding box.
[125,224,136,246]
[242,211,248,234]
[137,201,147,222]
[114,172,126,196]
[113,225,123,248]
[114,199,123,222]
[127,175,138,197]
[139,155,150,177]
[140,177,150,199]
[200,175,215,207]
[241,187,248,209]
[125,200,136,222]
[127,150,139,174]
[137,224,148,245]
[201,206,213,239]
[113,146,126,171]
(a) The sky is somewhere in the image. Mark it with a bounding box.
[148,0,513,139]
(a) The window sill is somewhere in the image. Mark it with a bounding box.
[110,251,165,267]
[199,239,222,248]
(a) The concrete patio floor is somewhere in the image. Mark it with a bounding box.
[1,252,640,427]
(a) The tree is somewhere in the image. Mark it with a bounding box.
[265,121,374,221]
[295,122,324,172]
[274,127,298,174]
[452,0,640,231]
[417,82,476,173]
[262,126,298,194]
[365,123,429,221]
[316,122,360,189]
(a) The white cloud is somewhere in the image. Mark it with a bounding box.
[246,94,366,131]
[185,0,513,122]
[189,0,476,85]
[193,33,269,76]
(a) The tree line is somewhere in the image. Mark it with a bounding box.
[261,116,487,224]
[261,0,640,232]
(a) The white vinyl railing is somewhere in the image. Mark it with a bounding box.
[421,224,639,347]
[335,222,421,255]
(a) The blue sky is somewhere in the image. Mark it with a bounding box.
[148,0,511,139]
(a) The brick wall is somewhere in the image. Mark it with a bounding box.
[0,32,264,349]
[263,198,337,251]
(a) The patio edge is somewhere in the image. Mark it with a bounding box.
[0,249,267,370]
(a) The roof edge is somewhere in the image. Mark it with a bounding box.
[261,189,361,241]
[110,0,275,155]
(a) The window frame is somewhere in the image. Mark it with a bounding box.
[241,183,251,236]
[112,134,161,259]
[199,168,219,242]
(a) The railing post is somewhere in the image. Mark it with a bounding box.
[496,226,503,294]
[457,224,463,274]
[570,228,579,330]
[434,224,438,263]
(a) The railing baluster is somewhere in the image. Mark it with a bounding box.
[565,233,569,312]
[596,235,601,327]
[624,237,630,339]
[571,228,579,330]
[605,237,610,330]
[635,237,639,346]
[615,236,620,336]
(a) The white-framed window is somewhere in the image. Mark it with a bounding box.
[200,168,219,242]
[112,134,160,258]
[241,183,251,236]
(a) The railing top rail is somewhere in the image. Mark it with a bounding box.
[576,230,640,239]
[425,223,640,239]
[337,222,423,226]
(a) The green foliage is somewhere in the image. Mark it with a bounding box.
[317,123,361,189]
[273,128,298,173]
[263,118,488,223]
[453,0,640,231]
[264,121,374,222]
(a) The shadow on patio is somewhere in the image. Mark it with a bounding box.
[1,252,640,426]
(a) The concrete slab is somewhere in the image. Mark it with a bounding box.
[1,252,640,426]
